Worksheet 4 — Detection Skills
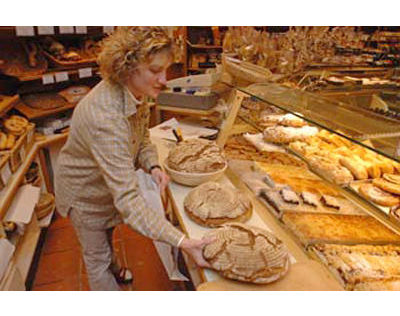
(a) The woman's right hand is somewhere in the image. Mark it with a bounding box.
[179,237,215,269]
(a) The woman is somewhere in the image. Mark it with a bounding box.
[55,26,212,291]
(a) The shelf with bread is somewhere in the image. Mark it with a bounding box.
[220,104,400,290]
[227,87,400,218]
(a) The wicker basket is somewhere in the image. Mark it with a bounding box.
[164,160,227,187]
[43,51,97,70]
[222,55,273,86]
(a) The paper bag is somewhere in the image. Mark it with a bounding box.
[136,169,188,281]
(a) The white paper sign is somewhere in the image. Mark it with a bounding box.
[4,185,40,224]
[1,163,12,187]
[42,74,55,85]
[0,239,15,282]
[59,26,74,34]
[75,26,87,34]
[78,67,92,78]
[15,26,34,36]
[55,72,69,82]
[103,26,115,34]
[37,26,55,35]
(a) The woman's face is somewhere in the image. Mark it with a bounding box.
[126,49,172,100]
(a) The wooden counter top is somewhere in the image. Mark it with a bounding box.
[152,136,343,290]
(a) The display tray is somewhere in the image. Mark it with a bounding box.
[309,243,400,291]
[14,99,75,120]
[42,50,97,70]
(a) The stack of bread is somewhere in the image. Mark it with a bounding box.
[0,115,29,151]
[289,129,400,185]
[358,174,400,210]
[263,114,318,144]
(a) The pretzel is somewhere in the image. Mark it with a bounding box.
[4,115,28,136]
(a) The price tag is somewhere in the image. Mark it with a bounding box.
[79,67,92,78]
[42,74,55,85]
[59,26,74,34]
[15,26,35,36]
[37,26,55,35]
[75,26,87,34]
[1,163,12,186]
[103,26,115,34]
[55,72,69,82]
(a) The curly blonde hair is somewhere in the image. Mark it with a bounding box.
[97,26,174,84]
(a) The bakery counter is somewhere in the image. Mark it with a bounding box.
[152,136,342,290]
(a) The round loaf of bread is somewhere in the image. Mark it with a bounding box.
[203,223,290,284]
[167,138,226,173]
[184,182,252,227]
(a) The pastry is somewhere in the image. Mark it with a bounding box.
[383,174,400,185]
[4,115,28,136]
[359,183,400,207]
[301,192,319,207]
[282,212,400,246]
[280,188,300,204]
[279,113,307,127]
[372,178,400,195]
[311,244,400,290]
[263,125,318,144]
[203,223,290,284]
[339,157,368,180]
[184,182,252,227]
[308,155,354,185]
[167,138,226,173]
[320,195,340,210]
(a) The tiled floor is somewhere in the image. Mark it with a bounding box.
[31,213,189,291]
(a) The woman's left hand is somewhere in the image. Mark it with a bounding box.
[151,167,170,193]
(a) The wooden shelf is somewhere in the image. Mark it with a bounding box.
[188,67,212,72]
[0,143,37,220]
[14,100,76,120]
[0,95,19,117]
[17,66,100,82]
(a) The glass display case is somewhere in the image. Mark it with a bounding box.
[236,82,400,162]
[221,80,400,231]
[220,81,400,290]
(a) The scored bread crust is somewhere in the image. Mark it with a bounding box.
[203,223,290,284]
[167,138,226,173]
[184,182,252,227]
